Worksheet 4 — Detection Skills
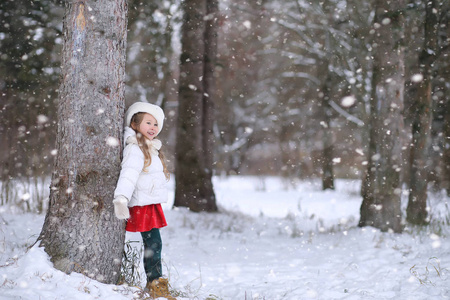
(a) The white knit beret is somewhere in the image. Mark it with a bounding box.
[124,102,165,134]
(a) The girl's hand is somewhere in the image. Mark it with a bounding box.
[113,195,130,219]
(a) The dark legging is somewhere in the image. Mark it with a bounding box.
[140,228,162,282]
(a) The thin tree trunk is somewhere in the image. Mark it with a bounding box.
[359,0,405,233]
[38,1,128,284]
[320,68,335,190]
[202,0,219,209]
[444,94,450,196]
[175,0,218,212]
[406,0,440,225]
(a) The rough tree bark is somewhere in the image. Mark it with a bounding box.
[174,0,218,212]
[406,0,440,224]
[359,0,405,233]
[37,1,128,284]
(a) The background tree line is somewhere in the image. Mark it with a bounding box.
[1,0,449,221]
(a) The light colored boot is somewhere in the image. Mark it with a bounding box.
[147,278,176,300]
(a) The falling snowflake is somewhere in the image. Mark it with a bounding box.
[341,95,356,107]
[106,137,119,147]
[37,115,49,124]
[332,157,341,164]
[21,193,31,201]
[411,74,423,83]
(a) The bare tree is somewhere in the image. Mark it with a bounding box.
[359,0,405,233]
[174,0,218,212]
[0,0,61,208]
[37,1,128,284]
[266,0,373,183]
[125,0,178,108]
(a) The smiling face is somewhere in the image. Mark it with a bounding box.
[131,113,159,141]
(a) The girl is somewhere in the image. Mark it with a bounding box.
[113,102,175,299]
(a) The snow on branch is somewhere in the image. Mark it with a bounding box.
[329,100,364,126]
[222,129,253,153]
[281,71,321,86]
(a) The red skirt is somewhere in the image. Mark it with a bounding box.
[125,204,167,232]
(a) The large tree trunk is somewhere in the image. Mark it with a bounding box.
[359,0,405,233]
[37,1,128,284]
[406,0,440,225]
[174,0,218,212]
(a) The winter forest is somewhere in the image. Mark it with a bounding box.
[1,0,450,299]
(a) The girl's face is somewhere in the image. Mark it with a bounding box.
[133,113,159,141]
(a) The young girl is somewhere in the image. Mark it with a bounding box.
[113,102,175,299]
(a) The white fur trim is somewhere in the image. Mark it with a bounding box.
[125,132,162,156]
[147,139,162,156]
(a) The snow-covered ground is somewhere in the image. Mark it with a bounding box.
[1,176,449,299]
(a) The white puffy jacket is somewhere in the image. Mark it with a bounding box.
[114,127,168,207]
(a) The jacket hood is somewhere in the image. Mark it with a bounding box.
[123,126,137,147]
[124,102,164,135]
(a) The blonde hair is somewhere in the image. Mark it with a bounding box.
[130,112,170,180]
